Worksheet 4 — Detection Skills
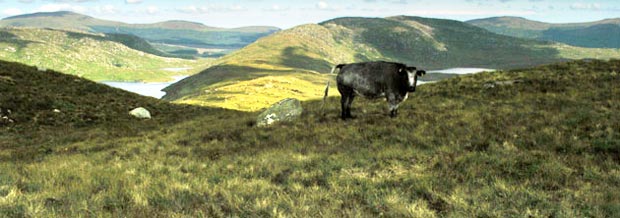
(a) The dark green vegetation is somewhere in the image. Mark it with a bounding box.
[163,16,620,110]
[2,58,619,217]
[0,60,217,159]
[467,16,620,48]
[0,28,208,82]
[102,33,180,58]
[0,11,280,53]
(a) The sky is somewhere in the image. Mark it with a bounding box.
[0,0,619,28]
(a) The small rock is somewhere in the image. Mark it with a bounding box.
[484,80,522,89]
[483,83,496,89]
[256,98,303,127]
[129,107,151,119]
[53,109,61,113]
[37,66,47,72]
[0,76,15,85]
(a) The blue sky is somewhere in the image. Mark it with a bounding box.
[1,0,619,28]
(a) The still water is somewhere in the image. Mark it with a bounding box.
[102,68,493,98]
[102,75,187,99]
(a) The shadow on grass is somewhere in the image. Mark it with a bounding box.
[0,30,40,50]
[279,47,333,73]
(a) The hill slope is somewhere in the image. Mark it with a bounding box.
[467,16,620,48]
[0,59,228,158]
[163,16,620,111]
[0,28,208,82]
[0,11,280,51]
[1,59,619,217]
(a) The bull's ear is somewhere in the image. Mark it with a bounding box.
[416,70,426,76]
[398,66,407,75]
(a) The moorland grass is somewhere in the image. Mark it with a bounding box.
[0,59,619,217]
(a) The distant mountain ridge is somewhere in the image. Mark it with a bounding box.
[0,28,207,82]
[467,16,620,48]
[0,11,280,49]
[162,15,620,111]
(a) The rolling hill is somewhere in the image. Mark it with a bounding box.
[2,58,618,217]
[0,27,209,82]
[0,11,280,54]
[467,16,620,48]
[163,16,620,111]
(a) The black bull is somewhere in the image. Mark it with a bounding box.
[328,61,425,120]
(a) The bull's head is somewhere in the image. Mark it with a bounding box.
[401,66,425,92]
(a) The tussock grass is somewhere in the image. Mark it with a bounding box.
[1,60,619,217]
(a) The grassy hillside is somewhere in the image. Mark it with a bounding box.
[0,11,123,32]
[0,11,280,51]
[467,17,620,48]
[163,16,620,111]
[466,16,552,39]
[1,59,619,217]
[0,28,209,82]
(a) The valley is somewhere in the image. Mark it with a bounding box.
[163,16,620,111]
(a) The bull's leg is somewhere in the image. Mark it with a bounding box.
[389,104,399,118]
[345,94,355,119]
[390,108,398,117]
[387,94,401,118]
[338,84,355,120]
[340,95,349,120]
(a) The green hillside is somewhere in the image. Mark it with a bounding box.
[0,28,209,82]
[0,11,123,32]
[163,16,620,111]
[0,11,280,51]
[2,59,619,217]
[466,16,552,39]
[467,17,620,48]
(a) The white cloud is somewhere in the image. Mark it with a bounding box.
[315,1,341,11]
[19,0,35,3]
[465,0,514,3]
[176,4,248,14]
[126,0,143,4]
[210,4,247,12]
[364,0,409,3]
[317,1,329,10]
[93,5,118,14]
[35,3,87,13]
[176,5,208,14]
[570,3,601,10]
[3,8,24,16]
[264,4,290,12]
[228,5,245,11]
[146,6,158,14]
[52,0,97,2]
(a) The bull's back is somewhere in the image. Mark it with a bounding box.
[336,62,397,97]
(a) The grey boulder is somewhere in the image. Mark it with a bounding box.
[256,98,303,127]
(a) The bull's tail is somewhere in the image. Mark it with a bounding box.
[321,81,330,116]
[330,64,345,74]
[322,64,344,116]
